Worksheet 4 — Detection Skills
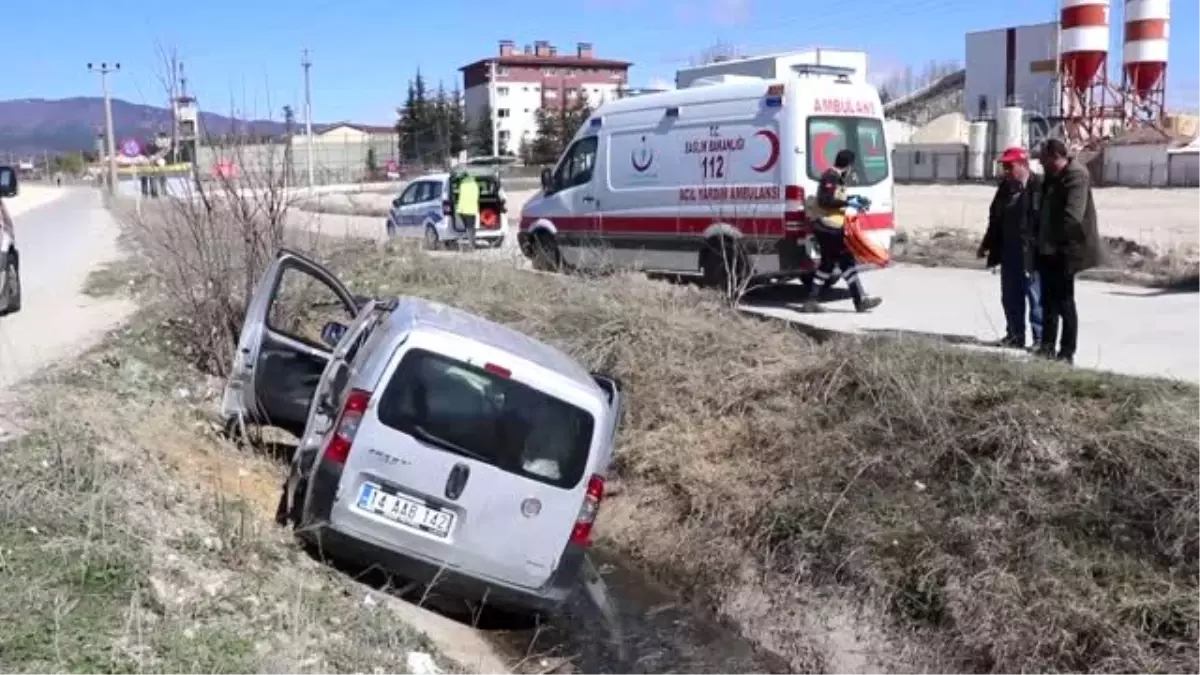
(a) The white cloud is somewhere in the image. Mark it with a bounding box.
[707,0,751,25]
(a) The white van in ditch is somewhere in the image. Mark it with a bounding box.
[221,249,623,616]
[518,68,894,286]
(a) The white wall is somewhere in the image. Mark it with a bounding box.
[465,81,621,154]
[1168,150,1200,187]
[965,22,1058,119]
[1103,143,1170,187]
[892,143,967,182]
[675,49,868,89]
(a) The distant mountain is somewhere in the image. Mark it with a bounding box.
[0,97,292,155]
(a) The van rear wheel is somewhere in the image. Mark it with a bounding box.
[701,237,749,299]
[531,232,561,272]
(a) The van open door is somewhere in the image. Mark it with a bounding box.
[590,373,624,448]
[221,249,359,439]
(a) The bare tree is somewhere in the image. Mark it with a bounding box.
[116,47,301,376]
[690,40,746,66]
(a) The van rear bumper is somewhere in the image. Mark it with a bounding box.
[302,458,581,616]
[303,523,577,614]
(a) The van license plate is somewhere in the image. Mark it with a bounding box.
[356,483,454,538]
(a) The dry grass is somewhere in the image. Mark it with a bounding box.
[0,315,455,673]
[320,240,1199,673]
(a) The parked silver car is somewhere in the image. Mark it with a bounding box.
[221,249,624,615]
[0,166,22,316]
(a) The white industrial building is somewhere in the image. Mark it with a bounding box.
[674,48,869,89]
[964,21,1060,119]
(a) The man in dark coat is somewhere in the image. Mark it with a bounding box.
[1035,139,1102,365]
[978,146,1043,349]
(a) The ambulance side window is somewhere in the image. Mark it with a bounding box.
[553,136,599,191]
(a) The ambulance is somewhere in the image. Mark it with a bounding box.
[517,67,895,285]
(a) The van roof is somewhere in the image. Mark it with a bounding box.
[393,296,598,392]
[592,76,877,119]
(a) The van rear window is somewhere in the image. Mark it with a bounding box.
[806,117,889,186]
[376,348,595,490]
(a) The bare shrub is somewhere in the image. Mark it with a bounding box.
[116,130,304,376]
[326,241,1199,673]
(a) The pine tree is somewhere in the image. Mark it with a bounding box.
[517,135,532,165]
[365,147,378,177]
[529,106,561,165]
[433,81,451,162]
[398,79,419,163]
[448,85,467,158]
[559,94,593,151]
[470,105,495,157]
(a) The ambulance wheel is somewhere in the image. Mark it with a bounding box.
[530,232,561,272]
[702,237,749,297]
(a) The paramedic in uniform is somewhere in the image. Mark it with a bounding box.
[801,149,882,313]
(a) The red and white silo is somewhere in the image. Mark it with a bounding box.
[1059,0,1111,92]
[1123,0,1170,99]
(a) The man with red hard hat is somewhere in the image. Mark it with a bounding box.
[978,146,1043,349]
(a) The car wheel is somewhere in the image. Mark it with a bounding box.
[424,225,440,251]
[530,233,561,272]
[0,253,21,315]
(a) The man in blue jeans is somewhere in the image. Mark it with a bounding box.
[978,147,1043,349]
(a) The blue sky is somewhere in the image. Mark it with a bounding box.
[5,0,1197,123]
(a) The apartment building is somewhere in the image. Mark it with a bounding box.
[460,40,632,154]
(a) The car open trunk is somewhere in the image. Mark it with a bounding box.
[475,175,506,231]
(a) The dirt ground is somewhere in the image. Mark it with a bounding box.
[6,184,66,218]
[896,184,1200,258]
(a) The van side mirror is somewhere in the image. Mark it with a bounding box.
[320,321,348,348]
[0,166,18,199]
[391,197,401,208]
[540,167,553,192]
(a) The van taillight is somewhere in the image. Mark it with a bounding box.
[569,474,605,547]
[324,388,372,466]
[442,199,452,216]
[784,184,807,234]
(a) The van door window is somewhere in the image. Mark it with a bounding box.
[266,266,358,350]
[376,348,596,489]
[553,136,599,192]
[398,182,421,205]
[806,117,889,186]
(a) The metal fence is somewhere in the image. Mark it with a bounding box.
[195,138,401,186]
[192,140,555,187]
[891,149,1200,188]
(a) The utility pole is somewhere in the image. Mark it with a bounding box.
[302,48,315,191]
[283,105,295,189]
[87,62,120,196]
[489,59,499,157]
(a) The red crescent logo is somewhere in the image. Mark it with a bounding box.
[812,132,836,172]
[751,129,780,173]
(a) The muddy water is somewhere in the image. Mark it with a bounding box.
[489,547,791,674]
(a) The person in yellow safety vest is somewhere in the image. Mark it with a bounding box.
[453,170,480,251]
[801,148,882,314]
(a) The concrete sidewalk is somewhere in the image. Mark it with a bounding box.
[741,264,1200,384]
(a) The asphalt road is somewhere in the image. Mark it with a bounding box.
[0,189,135,389]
